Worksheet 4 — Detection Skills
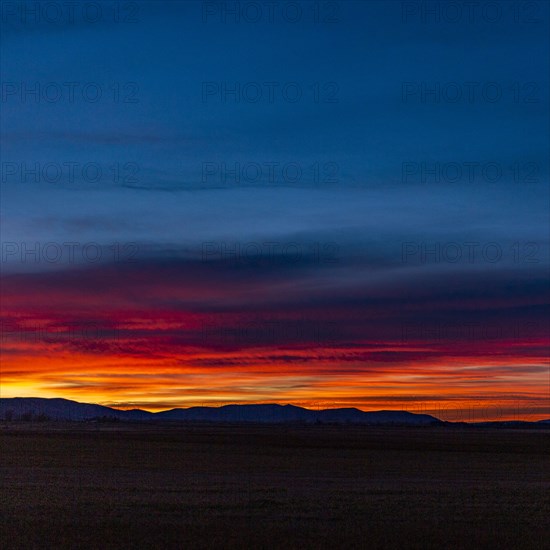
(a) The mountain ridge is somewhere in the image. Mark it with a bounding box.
[1,398,548,426]
[0,397,441,425]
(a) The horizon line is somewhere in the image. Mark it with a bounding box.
[2,396,549,423]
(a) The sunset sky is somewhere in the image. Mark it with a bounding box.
[1,1,549,421]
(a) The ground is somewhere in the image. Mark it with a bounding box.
[1,423,549,549]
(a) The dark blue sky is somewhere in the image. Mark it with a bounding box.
[1,0,549,268]
[1,0,548,268]
[1,1,549,415]
[2,1,548,183]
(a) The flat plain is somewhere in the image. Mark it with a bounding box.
[1,423,549,549]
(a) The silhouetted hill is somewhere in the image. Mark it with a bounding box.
[0,398,441,425]
[156,404,440,425]
[1,398,548,426]
[0,397,153,421]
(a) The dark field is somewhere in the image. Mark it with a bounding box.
[1,423,549,549]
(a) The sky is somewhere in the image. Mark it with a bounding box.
[0,0,549,421]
